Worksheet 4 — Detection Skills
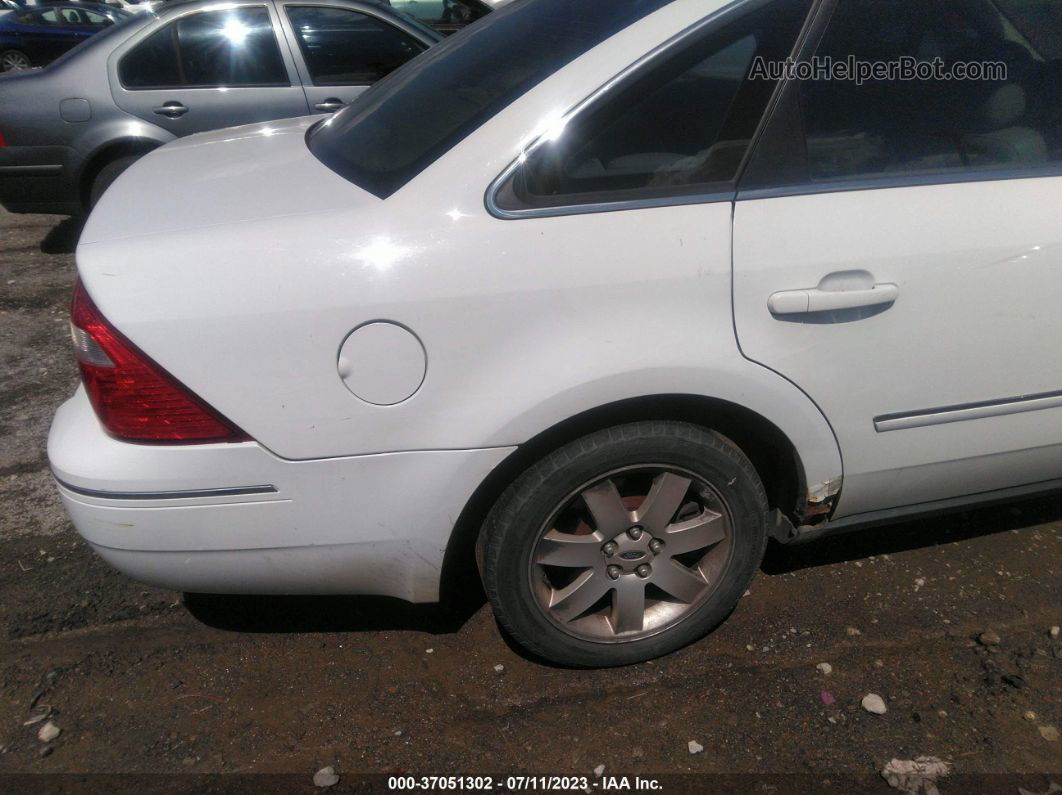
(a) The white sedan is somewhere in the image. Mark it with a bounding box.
[50,0,1062,667]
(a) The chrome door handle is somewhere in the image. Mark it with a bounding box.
[768,283,899,315]
[152,101,188,118]
[313,98,344,112]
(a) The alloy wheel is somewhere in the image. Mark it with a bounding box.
[529,465,734,643]
[1,51,30,71]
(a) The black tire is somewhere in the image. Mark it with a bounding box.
[88,155,142,209]
[481,421,769,668]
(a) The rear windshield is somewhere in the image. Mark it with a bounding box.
[308,0,676,198]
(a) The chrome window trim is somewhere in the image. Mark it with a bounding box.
[738,165,1062,202]
[874,389,1062,433]
[484,0,771,221]
[488,189,740,219]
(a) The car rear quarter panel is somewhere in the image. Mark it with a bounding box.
[0,29,173,208]
[73,0,842,494]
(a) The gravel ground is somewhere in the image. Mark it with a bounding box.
[0,208,1060,792]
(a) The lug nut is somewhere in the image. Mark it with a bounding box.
[627,525,644,540]
[635,564,652,578]
[602,542,617,557]
[649,539,663,554]
[607,565,622,580]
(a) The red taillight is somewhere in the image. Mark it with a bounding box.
[0,131,6,148]
[70,282,247,443]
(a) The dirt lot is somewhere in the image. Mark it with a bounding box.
[0,208,1060,793]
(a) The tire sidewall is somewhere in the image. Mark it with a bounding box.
[89,155,142,208]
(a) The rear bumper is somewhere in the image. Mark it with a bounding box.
[48,388,514,601]
[0,146,80,214]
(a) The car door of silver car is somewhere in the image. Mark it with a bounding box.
[108,1,309,135]
[276,0,431,114]
[731,0,1062,519]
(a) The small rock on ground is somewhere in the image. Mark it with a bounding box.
[1050,626,1060,639]
[862,694,888,715]
[313,766,340,788]
[593,765,605,777]
[978,629,1001,646]
[37,722,60,743]
[1039,726,1059,742]
[688,740,703,754]
[816,662,833,675]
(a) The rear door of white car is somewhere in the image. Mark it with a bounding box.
[732,0,1062,518]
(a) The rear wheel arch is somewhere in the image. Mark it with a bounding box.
[79,139,160,209]
[439,394,808,605]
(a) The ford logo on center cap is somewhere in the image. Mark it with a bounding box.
[619,551,644,561]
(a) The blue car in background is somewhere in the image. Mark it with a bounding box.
[0,2,129,71]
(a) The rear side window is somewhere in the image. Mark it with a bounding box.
[286,6,426,85]
[119,24,180,87]
[743,0,1062,189]
[120,7,289,89]
[177,7,288,86]
[495,0,813,212]
[84,10,115,27]
[308,0,677,199]
[807,0,1060,179]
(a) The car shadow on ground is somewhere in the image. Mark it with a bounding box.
[763,492,1062,575]
[183,585,487,636]
[39,215,85,255]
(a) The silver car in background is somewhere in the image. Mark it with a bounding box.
[0,0,439,214]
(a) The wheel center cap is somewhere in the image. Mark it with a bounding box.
[608,533,655,573]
